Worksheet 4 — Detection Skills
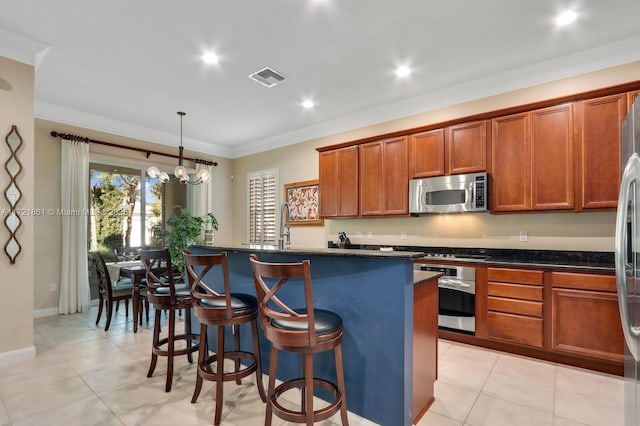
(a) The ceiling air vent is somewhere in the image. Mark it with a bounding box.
[248,67,286,88]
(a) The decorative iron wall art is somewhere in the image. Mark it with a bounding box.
[4,125,23,264]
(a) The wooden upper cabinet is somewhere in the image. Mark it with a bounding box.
[491,113,531,211]
[319,146,358,217]
[360,136,409,216]
[575,93,626,210]
[409,129,445,178]
[447,120,488,175]
[531,104,574,210]
[629,90,640,109]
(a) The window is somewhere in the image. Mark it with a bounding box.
[248,169,278,245]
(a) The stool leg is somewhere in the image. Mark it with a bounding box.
[251,319,266,402]
[265,346,278,426]
[335,344,349,426]
[147,309,161,378]
[214,325,225,425]
[166,309,176,392]
[233,324,241,385]
[304,353,314,426]
[124,299,129,317]
[186,307,193,363]
[105,299,114,331]
[192,323,207,403]
[96,295,104,325]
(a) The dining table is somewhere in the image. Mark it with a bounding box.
[106,261,148,333]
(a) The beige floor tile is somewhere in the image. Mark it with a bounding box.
[98,375,188,416]
[0,360,78,397]
[440,343,499,371]
[437,359,491,391]
[0,400,9,426]
[3,376,95,421]
[416,410,463,426]
[555,365,624,403]
[552,416,589,426]
[466,394,553,426]
[81,358,157,393]
[430,381,479,422]
[11,395,114,426]
[492,353,556,386]
[96,418,125,426]
[438,340,453,357]
[117,389,214,426]
[555,387,624,426]
[482,370,555,413]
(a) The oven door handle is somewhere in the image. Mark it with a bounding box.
[439,278,475,294]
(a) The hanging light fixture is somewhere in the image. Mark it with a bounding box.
[146,111,210,185]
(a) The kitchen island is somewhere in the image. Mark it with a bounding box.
[189,245,437,426]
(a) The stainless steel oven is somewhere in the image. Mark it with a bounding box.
[416,263,476,334]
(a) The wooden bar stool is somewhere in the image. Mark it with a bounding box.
[140,248,199,392]
[249,254,349,426]
[183,251,266,425]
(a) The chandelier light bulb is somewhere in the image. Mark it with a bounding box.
[197,168,210,183]
[174,165,188,179]
[159,172,170,183]
[147,166,160,178]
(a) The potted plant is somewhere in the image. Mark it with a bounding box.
[161,207,219,271]
[203,212,219,246]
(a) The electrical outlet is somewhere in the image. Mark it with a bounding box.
[367,232,373,240]
[519,231,528,242]
[401,232,407,240]
[49,282,57,293]
[355,231,363,239]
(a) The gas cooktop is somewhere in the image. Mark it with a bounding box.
[422,253,490,262]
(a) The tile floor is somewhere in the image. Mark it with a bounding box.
[0,306,625,426]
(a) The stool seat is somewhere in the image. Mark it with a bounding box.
[198,292,257,310]
[271,309,342,334]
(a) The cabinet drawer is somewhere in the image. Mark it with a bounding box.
[488,268,543,285]
[488,282,543,301]
[487,311,543,347]
[551,272,616,292]
[488,296,543,317]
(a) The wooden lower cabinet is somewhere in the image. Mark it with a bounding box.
[413,277,438,423]
[487,311,543,347]
[551,272,624,363]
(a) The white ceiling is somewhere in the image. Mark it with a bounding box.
[1,0,640,158]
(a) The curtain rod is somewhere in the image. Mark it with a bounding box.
[50,131,218,167]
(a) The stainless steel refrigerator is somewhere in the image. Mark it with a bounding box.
[616,96,640,426]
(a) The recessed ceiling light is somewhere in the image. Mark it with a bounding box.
[556,10,577,26]
[301,99,315,109]
[202,51,219,65]
[395,65,412,79]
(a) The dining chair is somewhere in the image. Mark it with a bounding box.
[183,250,266,425]
[89,251,148,332]
[249,254,349,425]
[140,248,199,392]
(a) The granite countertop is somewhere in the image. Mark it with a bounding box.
[327,242,615,272]
[193,244,425,260]
[414,270,443,286]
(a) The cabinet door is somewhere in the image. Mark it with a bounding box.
[360,141,384,215]
[409,129,445,178]
[319,150,339,217]
[319,147,358,217]
[629,90,640,109]
[531,104,574,210]
[384,137,409,215]
[551,288,623,362]
[491,113,531,211]
[447,120,487,175]
[360,137,408,216]
[576,94,626,209]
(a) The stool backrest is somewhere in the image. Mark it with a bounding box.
[249,254,317,348]
[183,251,233,319]
[88,251,113,298]
[140,248,178,303]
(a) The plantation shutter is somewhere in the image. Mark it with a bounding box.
[248,169,278,244]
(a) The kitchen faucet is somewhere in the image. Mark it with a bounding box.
[278,202,291,250]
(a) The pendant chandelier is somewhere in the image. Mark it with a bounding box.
[146,111,210,185]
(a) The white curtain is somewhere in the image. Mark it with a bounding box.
[59,139,90,314]
[187,164,215,217]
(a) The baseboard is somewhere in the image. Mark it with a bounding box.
[32,307,58,318]
[0,345,36,366]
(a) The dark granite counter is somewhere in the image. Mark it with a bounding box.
[201,244,425,260]
[328,242,614,272]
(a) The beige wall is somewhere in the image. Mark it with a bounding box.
[232,61,640,251]
[0,57,35,357]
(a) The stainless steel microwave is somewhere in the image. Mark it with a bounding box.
[409,172,488,214]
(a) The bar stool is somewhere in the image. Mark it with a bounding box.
[140,248,199,392]
[183,251,267,425]
[249,254,349,426]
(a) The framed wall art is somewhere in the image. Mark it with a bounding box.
[284,179,323,226]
